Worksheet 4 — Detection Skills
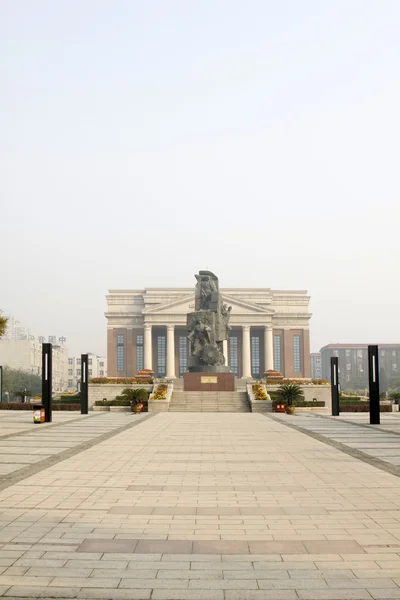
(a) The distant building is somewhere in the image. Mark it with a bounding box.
[0,317,69,392]
[320,344,400,387]
[67,353,106,391]
[0,338,68,392]
[310,352,322,379]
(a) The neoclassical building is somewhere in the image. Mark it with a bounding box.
[106,287,311,379]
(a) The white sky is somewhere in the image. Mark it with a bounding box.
[1,0,399,356]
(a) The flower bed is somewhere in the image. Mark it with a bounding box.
[90,377,154,385]
[252,383,267,400]
[151,384,167,400]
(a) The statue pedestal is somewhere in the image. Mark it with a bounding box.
[184,372,235,392]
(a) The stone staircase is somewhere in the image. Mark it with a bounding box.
[169,391,251,412]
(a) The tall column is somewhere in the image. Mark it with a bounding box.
[242,326,251,379]
[144,324,152,370]
[264,325,274,372]
[166,325,175,378]
[223,339,228,366]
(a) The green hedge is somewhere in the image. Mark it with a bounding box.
[0,403,80,411]
[94,399,131,407]
[55,395,81,404]
[340,396,362,404]
[0,403,32,410]
[340,404,391,413]
[271,399,325,408]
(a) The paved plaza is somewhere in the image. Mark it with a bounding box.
[0,412,398,599]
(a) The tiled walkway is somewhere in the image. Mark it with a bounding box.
[0,412,398,599]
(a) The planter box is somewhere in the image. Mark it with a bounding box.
[109,406,131,412]
[93,405,110,412]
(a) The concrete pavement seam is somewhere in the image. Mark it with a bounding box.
[0,413,155,493]
[264,413,400,479]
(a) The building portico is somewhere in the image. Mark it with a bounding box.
[106,287,311,379]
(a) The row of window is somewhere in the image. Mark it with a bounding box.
[68,369,104,377]
[117,333,302,376]
[68,358,105,366]
[339,349,398,359]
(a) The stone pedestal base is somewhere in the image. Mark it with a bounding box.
[184,372,235,392]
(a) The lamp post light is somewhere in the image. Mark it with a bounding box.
[0,366,3,403]
[368,345,380,425]
[330,357,340,416]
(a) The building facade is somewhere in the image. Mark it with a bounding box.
[0,338,69,392]
[67,353,107,390]
[310,352,322,379]
[0,317,69,392]
[320,343,400,388]
[106,287,311,379]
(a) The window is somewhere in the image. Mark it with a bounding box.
[357,350,363,358]
[77,358,81,365]
[345,350,351,357]
[117,335,124,372]
[68,358,73,365]
[68,379,73,387]
[89,369,92,376]
[251,336,260,378]
[380,350,386,357]
[393,351,397,357]
[393,364,398,371]
[179,336,188,377]
[157,336,166,377]
[76,369,81,377]
[293,335,301,372]
[333,350,339,357]
[100,370,104,376]
[136,335,144,372]
[273,336,281,372]
[100,361,104,367]
[88,359,92,366]
[346,363,351,371]
[229,336,239,375]
[68,369,73,376]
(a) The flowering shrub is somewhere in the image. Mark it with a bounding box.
[152,384,167,400]
[90,377,154,384]
[252,383,267,400]
[266,378,329,386]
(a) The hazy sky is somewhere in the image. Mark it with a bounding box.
[1,0,400,356]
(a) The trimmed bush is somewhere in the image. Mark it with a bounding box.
[54,395,81,404]
[90,377,154,384]
[272,399,325,408]
[0,403,33,410]
[0,403,80,411]
[340,404,391,413]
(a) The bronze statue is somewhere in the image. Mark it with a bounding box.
[187,271,231,372]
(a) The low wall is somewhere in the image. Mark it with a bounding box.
[88,384,153,409]
[267,384,331,414]
[246,383,271,413]
[148,383,173,413]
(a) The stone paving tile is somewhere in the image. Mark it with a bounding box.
[0,413,399,599]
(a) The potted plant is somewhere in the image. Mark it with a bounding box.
[276,383,304,415]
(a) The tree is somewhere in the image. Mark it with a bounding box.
[390,377,400,391]
[2,368,42,399]
[276,383,305,406]
[0,312,7,338]
[380,367,388,394]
